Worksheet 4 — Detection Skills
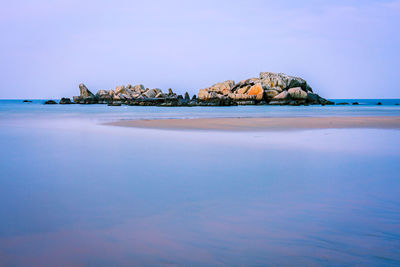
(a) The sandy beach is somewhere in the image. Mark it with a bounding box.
[106,116,400,131]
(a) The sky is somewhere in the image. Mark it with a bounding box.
[0,0,399,99]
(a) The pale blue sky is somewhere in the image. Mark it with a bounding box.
[1,0,399,99]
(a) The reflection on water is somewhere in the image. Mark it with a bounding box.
[0,105,399,266]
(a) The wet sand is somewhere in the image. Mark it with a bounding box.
[106,116,400,131]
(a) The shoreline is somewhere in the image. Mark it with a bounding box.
[105,116,400,131]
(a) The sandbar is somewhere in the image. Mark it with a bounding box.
[105,116,400,131]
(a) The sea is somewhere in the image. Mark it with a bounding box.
[0,99,399,266]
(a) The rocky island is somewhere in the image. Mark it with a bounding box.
[56,72,334,106]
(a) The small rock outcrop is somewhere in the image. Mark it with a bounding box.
[59,97,73,104]
[44,100,57,104]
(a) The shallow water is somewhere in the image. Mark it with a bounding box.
[1,99,400,123]
[0,101,399,266]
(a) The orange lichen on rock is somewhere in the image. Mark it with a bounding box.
[247,84,263,96]
[247,84,264,100]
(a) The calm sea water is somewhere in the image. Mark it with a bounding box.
[0,100,399,266]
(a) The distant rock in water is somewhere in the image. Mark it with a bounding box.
[23,100,32,103]
[44,100,57,104]
[63,72,333,106]
[337,102,349,105]
[59,98,73,104]
[377,102,382,105]
[352,102,359,105]
[107,102,121,106]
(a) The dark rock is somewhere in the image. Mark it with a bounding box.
[44,100,57,104]
[336,102,349,105]
[235,100,256,105]
[321,100,335,105]
[184,92,190,101]
[352,102,359,105]
[59,97,73,104]
[23,100,32,103]
[127,98,165,106]
[377,102,382,105]
[306,93,320,104]
[198,99,235,106]
[107,102,121,106]
[288,100,301,106]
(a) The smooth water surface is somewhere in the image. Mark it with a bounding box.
[0,100,399,266]
[1,99,400,122]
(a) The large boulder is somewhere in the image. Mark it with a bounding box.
[115,86,138,100]
[114,86,126,95]
[208,80,235,92]
[198,80,235,101]
[198,90,219,101]
[259,72,309,92]
[144,88,161,98]
[96,90,113,103]
[133,84,145,93]
[264,89,280,100]
[79,83,95,98]
[247,84,264,101]
[268,91,291,105]
[288,87,308,100]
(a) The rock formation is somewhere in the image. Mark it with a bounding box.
[61,72,333,106]
[197,72,333,106]
[73,84,97,104]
